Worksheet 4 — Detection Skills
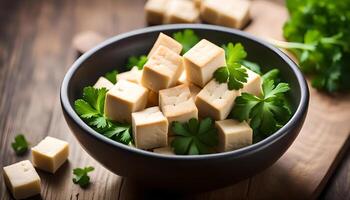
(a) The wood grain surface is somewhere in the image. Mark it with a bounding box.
[0,0,349,200]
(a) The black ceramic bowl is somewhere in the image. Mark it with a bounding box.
[60,24,309,190]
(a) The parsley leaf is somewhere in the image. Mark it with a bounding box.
[231,77,291,138]
[171,118,218,155]
[173,29,200,54]
[104,70,117,84]
[213,43,248,90]
[126,55,148,70]
[74,86,132,144]
[73,166,94,188]
[11,134,29,155]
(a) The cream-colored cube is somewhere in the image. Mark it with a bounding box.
[132,107,168,150]
[105,80,148,123]
[164,0,200,24]
[31,136,69,173]
[153,146,175,155]
[147,90,159,107]
[3,160,41,199]
[159,84,198,134]
[177,71,189,85]
[242,68,262,96]
[215,119,253,152]
[195,79,240,120]
[148,33,182,58]
[183,39,226,87]
[117,67,142,84]
[201,0,251,29]
[145,0,170,25]
[142,46,184,92]
[188,83,201,100]
[93,77,114,90]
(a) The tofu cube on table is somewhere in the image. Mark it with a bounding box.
[242,68,262,96]
[164,0,200,24]
[215,119,253,152]
[142,46,184,92]
[195,79,240,120]
[105,80,148,123]
[3,160,41,200]
[93,77,114,90]
[31,136,69,173]
[117,67,142,84]
[153,146,175,155]
[145,0,170,25]
[132,107,168,150]
[183,39,226,87]
[159,84,198,134]
[148,33,182,58]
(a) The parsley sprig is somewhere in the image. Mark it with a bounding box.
[126,55,148,70]
[171,118,218,155]
[214,43,248,90]
[104,70,117,84]
[11,134,29,155]
[74,86,132,144]
[231,70,291,139]
[173,29,200,55]
[73,166,94,188]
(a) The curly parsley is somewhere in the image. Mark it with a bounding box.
[11,134,29,155]
[73,166,94,188]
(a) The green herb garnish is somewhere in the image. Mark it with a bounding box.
[173,29,200,55]
[104,70,117,84]
[214,43,248,90]
[73,166,94,188]
[171,118,218,155]
[11,134,29,155]
[126,55,148,70]
[74,86,132,144]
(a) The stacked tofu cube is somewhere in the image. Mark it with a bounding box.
[144,0,251,29]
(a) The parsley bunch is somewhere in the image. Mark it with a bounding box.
[214,43,248,90]
[74,86,132,144]
[173,29,200,55]
[231,69,291,141]
[281,0,350,92]
[126,55,148,70]
[11,134,29,155]
[171,118,218,155]
[73,166,94,188]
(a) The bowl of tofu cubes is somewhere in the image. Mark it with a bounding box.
[61,24,309,190]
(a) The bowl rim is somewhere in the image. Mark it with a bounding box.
[60,24,309,160]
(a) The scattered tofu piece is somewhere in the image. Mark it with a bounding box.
[164,0,200,24]
[3,160,41,200]
[153,146,175,155]
[177,71,189,85]
[132,106,168,150]
[105,80,148,123]
[215,119,253,152]
[142,46,184,92]
[183,39,226,87]
[147,90,159,107]
[159,84,198,134]
[117,67,142,84]
[195,79,240,120]
[145,0,170,25]
[242,68,262,96]
[200,0,251,29]
[93,77,114,90]
[188,83,201,100]
[148,33,183,58]
[73,31,104,54]
[31,136,69,173]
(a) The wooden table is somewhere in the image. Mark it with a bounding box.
[0,0,349,199]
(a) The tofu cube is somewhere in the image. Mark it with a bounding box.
[153,146,175,155]
[183,39,226,87]
[195,79,240,120]
[215,119,253,152]
[201,0,251,29]
[142,46,184,92]
[105,80,149,123]
[31,136,69,173]
[159,84,198,134]
[147,90,159,107]
[177,71,188,85]
[188,83,201,100]
[164,0,200,24]
[117,67,142,84]
[3,160,41,199]
[132,106,168,149]
[145,0,170,25]
[242,68,262,96]
[93,77,114,90]
[148,33,182,58]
